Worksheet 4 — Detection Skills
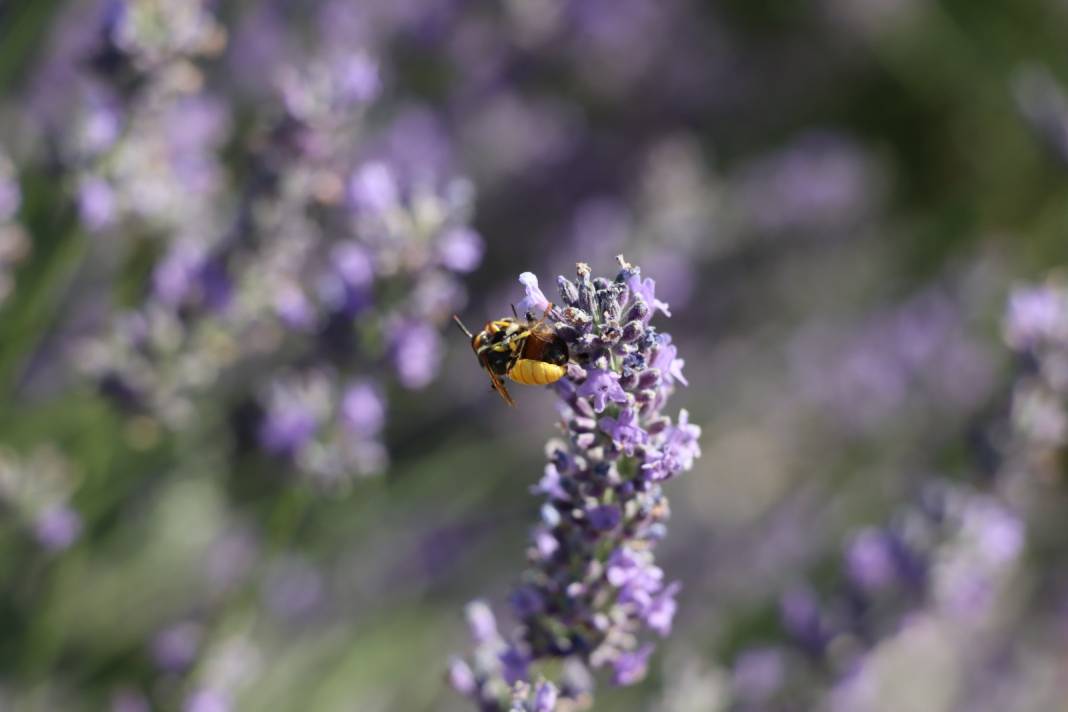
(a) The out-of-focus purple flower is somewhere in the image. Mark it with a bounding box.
[438,227,484,273]
[846,528,898,591]
[646,581,681,636]
[612,644,654,686]
[153,240,207,306]
[531,680,558,712]
[340,382,385,438]
[448,658,477,696]
[577,368,627,413]
[333,242,375,289]
[33,504,83,551]
[391,322,441,389]
[780,587,828,653]
[466,599,499,645]
[77,178,117,232]
[259,406,318,457]
[335,52,381,105]
[274,284,316,330]
[184,689,230,712]
[1004,285,1066,350]
[350,162,399,214]
[517,272,551,316]
[151,622,203,672]
[733,132,883,233]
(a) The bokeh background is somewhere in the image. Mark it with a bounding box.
[1,0,1068,710]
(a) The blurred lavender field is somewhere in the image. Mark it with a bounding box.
[1,0,1068,710]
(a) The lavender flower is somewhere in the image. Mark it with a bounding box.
[452,257,701,710]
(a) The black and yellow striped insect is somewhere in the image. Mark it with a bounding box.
[452,308,570,406]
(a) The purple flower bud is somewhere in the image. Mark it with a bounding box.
[558,276,580,306]
[621,320,644,343]
[627,274,670,321]
[447,658,476,696]
[588,504,622,531]
[465,600,499,644]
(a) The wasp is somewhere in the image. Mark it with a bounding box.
[452,307,570,406]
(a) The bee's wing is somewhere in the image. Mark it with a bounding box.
[528,318,557,342]
[478,352,516,407]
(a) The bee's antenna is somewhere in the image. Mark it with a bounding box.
[510,303,519,319]
[452,315,474,339]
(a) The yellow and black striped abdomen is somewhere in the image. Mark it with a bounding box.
[508,359,566,386]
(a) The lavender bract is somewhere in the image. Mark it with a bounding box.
[452,257,701,710]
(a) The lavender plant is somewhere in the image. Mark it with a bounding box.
[450,257,701,710]
[711,482,1024,711]
[62,0,483,487]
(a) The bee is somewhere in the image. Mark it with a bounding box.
[452,307,570,406]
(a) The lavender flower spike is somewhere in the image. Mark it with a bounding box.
[452,257,701,710]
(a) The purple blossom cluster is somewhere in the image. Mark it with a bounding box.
[451,258,701,710]
[791,288,995,434]
[1003,281,1068,467]
[724,484,1023,710]
[60,0,483,486]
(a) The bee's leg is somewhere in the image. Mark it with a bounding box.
[479,329,531,354]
